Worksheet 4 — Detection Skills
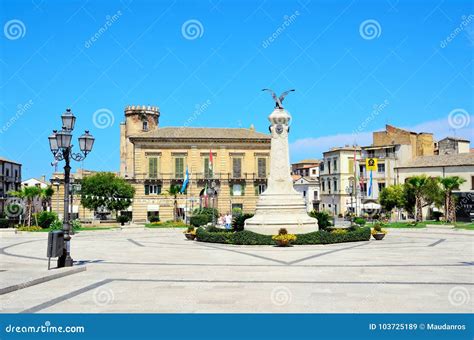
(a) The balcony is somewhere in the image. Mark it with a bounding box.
[228,172,251,183]
[253,172,267,182]
[195,172,222,185]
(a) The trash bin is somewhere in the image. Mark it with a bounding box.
[47,230,64,258]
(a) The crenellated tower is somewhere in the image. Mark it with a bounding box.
[120,105,160,177]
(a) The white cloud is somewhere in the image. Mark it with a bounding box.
[290,115,473,161]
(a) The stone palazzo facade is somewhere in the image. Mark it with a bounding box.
[120,105,271,222]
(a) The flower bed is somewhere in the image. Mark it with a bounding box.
[195,227,371,245]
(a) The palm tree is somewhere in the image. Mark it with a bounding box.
[439,176,466,223]
[39,186,55,212]
[406,175,431,222]
[164,184,182,221]
[9,186,42,226]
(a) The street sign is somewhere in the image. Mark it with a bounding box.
[366,158,378,171]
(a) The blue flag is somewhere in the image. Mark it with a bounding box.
[180,167,189,193]
[368,170,373,197]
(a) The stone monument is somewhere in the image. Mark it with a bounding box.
[245,89,318,235]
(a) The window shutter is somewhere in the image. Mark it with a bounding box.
[233,158,242,178]
[144,184,149,195]
[204,158,209,177]
[175,158,184,178]
[148,158,158,178]
[258,158,266,178]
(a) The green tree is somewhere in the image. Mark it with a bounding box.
[164,184,181,221]
[80,172,135,218]
[379,185,406,214]
[405,175,443,222]
[9,186,42,226]
[439,176,466,223]
[39,186,55,212]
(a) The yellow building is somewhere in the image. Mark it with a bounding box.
[49,169,97,222]
[120,105,271,222]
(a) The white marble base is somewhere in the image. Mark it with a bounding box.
[244,192,318,235]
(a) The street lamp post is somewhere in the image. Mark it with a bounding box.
[331,194,336,227]
[345,181,354,226]
[48,108,94,268]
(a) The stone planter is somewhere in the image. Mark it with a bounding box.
[372,233,385,240]
[185,233,196,240]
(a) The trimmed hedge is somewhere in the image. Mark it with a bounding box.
[196,227,371,245]
[232,213,254,232]
[0,218,11,228]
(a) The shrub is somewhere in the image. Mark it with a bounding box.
[294,227,370,245]
[371,227,387,235]
[232,230,274,245]
[196,227,371,245]
[117,215,130,225]
[193,207,218,218]
[331,229,347,235]
[184,227,196,235]
[309,210,332,230]
[34,211,58,229]
[232,207,242,216]
[149,215,160,223]
[50,220,63,230]
[71,219,82,231]
[278,228,288,235]
[195,227,235,244]
[16,225,43,232]
[431,211,443,221]
[205,225,231,233]
[354,217,366,226]
[232,213,254,232]
[272,233,297,246]
[190,214,210,228]
[0,218,11,228]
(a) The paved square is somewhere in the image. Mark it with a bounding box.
[1,228,473,313]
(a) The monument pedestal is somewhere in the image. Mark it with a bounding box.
[245,106,318,235]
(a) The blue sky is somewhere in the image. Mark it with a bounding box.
[0,0,473,179]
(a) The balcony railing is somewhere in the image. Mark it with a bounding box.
[132,172,271,183]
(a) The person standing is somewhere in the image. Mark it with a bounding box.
[225,212,232,230]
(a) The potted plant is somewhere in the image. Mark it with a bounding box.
[184,227,196,240]
[371,223,387,240]
[272,228,297,247]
